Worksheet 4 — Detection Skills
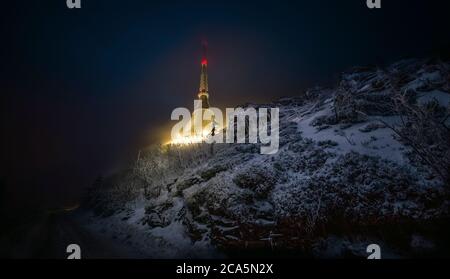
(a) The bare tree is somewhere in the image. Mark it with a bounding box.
[381,91,450,186]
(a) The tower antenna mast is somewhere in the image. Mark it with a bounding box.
[198,40,210,108]
[202,40,208,63]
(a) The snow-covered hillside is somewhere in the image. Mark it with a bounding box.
[82,58,450,258]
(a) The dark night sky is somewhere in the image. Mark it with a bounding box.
[1,0,449,209]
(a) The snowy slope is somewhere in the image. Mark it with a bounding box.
[83,58,450,258]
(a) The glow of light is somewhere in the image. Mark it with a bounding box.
[169,134,204,145]
[167,124,222,145]
[201,59,208,66]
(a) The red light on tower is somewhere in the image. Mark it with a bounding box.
[201,58,208,66]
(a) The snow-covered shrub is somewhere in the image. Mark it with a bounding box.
[359,122,386,133]
[271,152,447,236]
[134,143,218,199]
[279,121,302,147]
[164,143,213,172]
[200,164,229,180]
[233,164,277,198]
[317,139,339,147]
[305,86,334,100]
[333,88,364,124]
[279,147,330,175]
[186,173,253,221]
[142,200,177,227]
[310,114,336,128]
[174,175,203,195]
[386,93,450,185]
